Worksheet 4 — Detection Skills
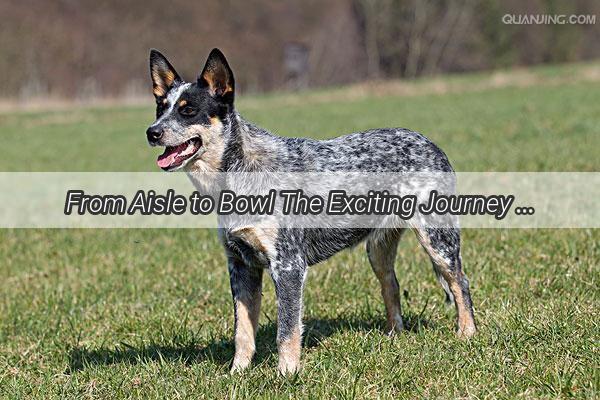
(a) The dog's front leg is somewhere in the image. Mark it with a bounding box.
[271,260,307,375]
[228,257,263,372]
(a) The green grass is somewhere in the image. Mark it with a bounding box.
[0,63,599,398]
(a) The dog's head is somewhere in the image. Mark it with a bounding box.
[147,48,234,171]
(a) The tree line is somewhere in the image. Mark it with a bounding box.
[0,0,598,99]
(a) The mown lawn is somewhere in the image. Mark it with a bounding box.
[0,63,598,398]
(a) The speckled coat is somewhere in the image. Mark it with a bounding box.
[147,48,476,375]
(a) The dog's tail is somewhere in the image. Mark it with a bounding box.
[434,268,454,305]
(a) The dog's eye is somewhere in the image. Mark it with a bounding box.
[179,106,198,117]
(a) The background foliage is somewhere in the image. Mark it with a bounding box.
[0,0,598,99]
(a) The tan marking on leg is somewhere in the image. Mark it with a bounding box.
[415,230,476,338]
[367,232,404,334]
[414,229,449,267]
[448,279,476,338]
[233,227,268,252]
[278,326,302,375]
[231,296,261,372]
[371,259,403,334]
[230,227,278,255]
[380,275,404,334]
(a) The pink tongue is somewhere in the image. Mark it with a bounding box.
[157,151,178,168]
[157,143,186,168]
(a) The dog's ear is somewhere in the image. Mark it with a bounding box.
[149,49,182,98]
[198,48,235,104]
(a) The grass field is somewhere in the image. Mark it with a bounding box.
[0,63,599,398]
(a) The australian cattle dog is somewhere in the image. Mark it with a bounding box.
[146,48,476,374]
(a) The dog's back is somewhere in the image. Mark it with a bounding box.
[223,116,454,174]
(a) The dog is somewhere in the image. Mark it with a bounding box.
[146,48,476,374]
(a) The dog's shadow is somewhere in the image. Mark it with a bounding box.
[67,314,433,373]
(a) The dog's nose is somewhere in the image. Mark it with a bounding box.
[146,126,163,142]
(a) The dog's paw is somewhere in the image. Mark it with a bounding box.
[385,315,405,336]
[230,357,252,374]
[278,358,301,376]
[456,325,477,339]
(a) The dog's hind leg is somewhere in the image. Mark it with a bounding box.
[414,228,476,338]
[366,229,405,335]
[228,257,263,372]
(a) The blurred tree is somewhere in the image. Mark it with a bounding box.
[0,0,598,99]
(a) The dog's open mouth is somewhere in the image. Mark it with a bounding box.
[157,137,203,170]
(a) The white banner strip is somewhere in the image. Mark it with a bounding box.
[0,172,597,228]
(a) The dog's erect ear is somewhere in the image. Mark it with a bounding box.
[149,49,182,98]
[198,48,234,104]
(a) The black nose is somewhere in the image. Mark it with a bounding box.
[146,126,163,142]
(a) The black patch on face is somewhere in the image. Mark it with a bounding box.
[155,82,232,126]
